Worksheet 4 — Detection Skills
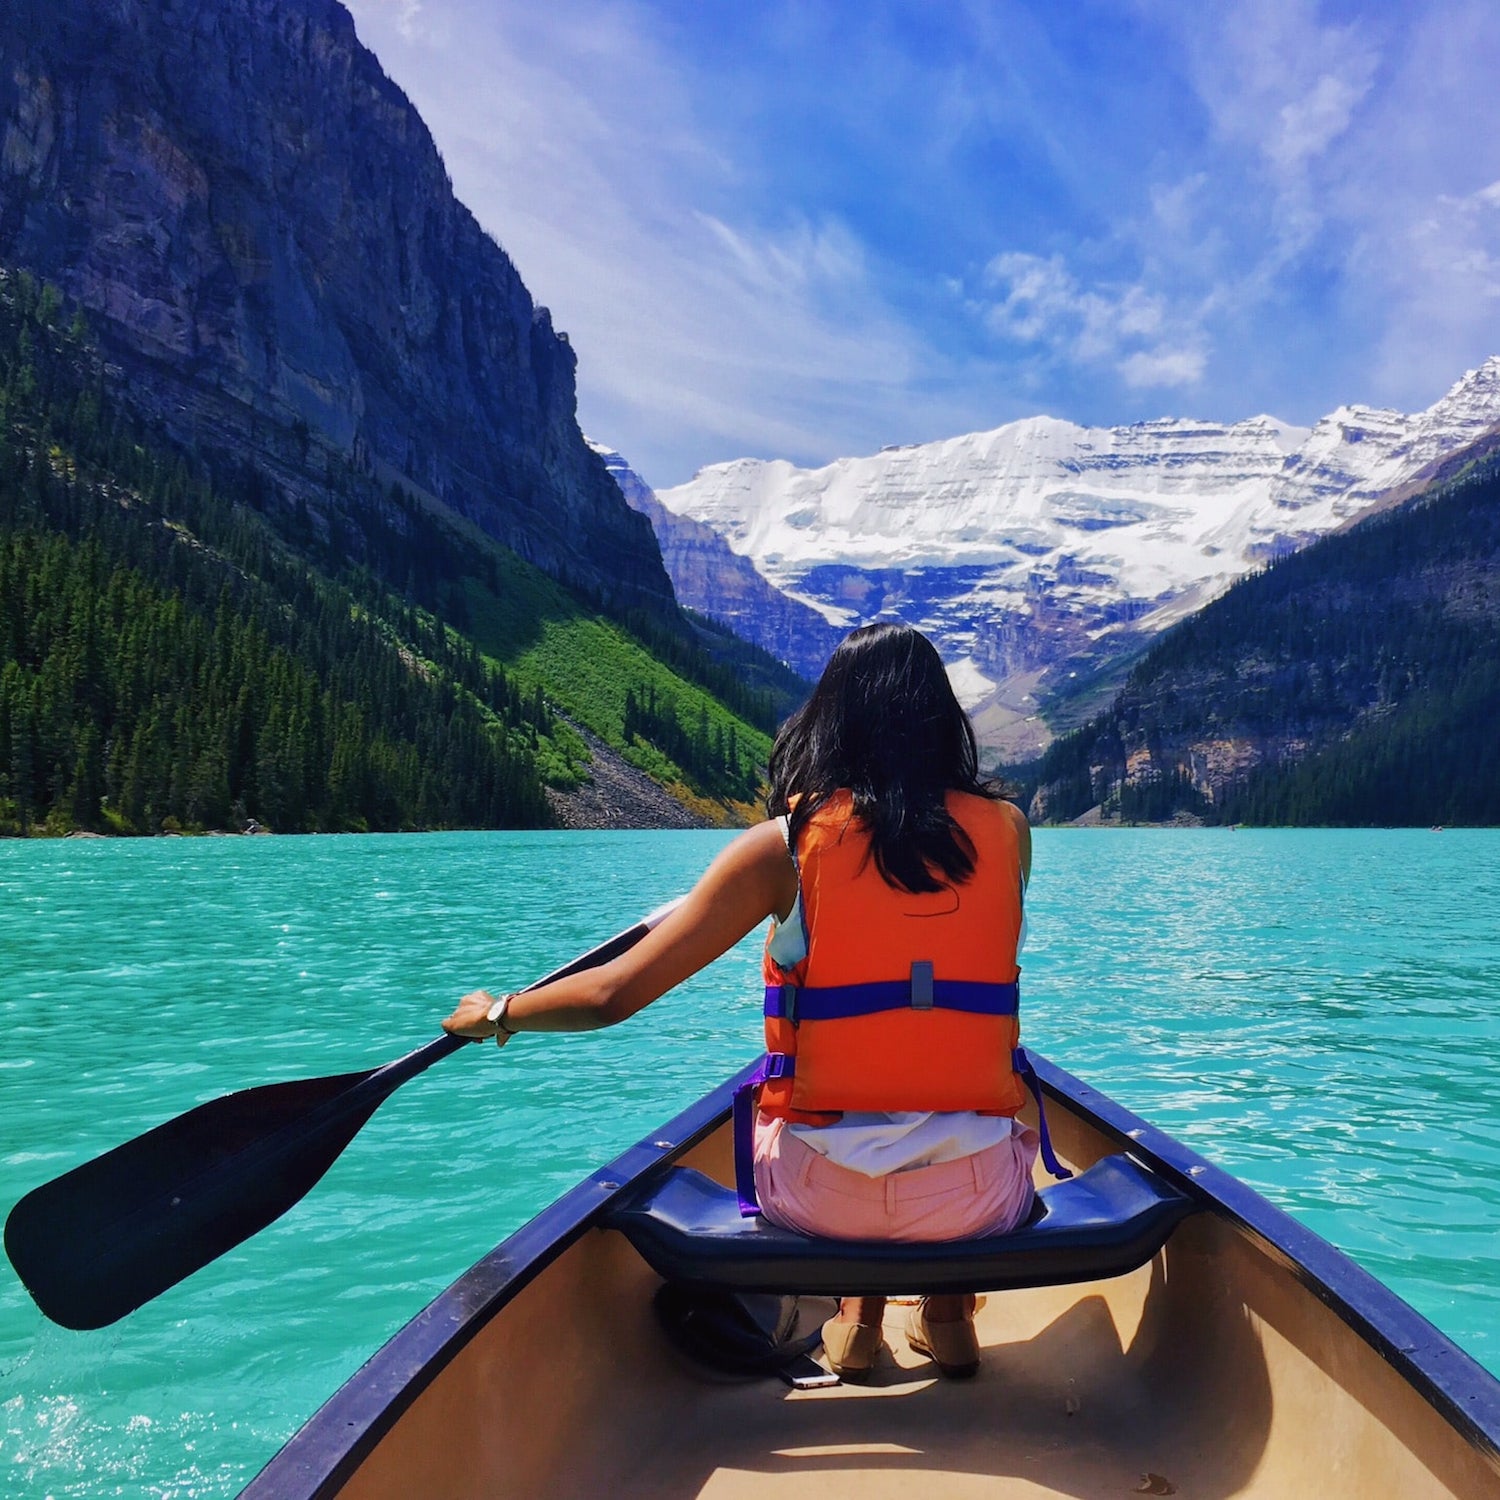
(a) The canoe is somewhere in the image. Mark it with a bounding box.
[242,1053,1500,1500]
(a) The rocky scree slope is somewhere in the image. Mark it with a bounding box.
[0,0,672,611]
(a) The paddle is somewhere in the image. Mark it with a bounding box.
[4,898,683,1331]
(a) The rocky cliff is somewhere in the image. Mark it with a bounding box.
[0,0,673,609]
[1018,439,1500,826]
[590,442,844,682]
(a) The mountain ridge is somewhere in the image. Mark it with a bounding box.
[651,357,1500,755]
[1013,441,1500,827]
[0,0,673,612]
[0,269,774,834]
[590,442,844,683]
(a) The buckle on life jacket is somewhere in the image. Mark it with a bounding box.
[764,984,799,1023]
[910,960,934,1009]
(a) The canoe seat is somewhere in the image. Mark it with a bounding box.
[603,1154,1198,1296]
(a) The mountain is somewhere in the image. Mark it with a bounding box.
[0,0,671,611]
[589,442,843,682]
[0,0,784,833]
[653,361,1500,757]
[1013,443,1500,827]
[0,271,776,835]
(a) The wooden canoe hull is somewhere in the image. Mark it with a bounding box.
[243,1056,1500,1499]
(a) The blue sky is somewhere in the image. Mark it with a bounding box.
[342,0,1500,488]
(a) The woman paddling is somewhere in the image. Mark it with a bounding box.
[443,622,1039,1381]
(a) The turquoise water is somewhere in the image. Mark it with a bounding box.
[1,828,1497,1497]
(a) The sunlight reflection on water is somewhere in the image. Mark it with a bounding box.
[1,826,1497,1496]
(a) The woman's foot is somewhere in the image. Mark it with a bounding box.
[821,1296,886,1382]
[906,1294,980,1378]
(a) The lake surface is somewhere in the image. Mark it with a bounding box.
[2,828,1498,1497]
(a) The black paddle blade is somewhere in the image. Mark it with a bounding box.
[4,1066,393,1330]
[4,902,676,1330]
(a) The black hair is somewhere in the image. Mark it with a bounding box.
[766,622,999,894]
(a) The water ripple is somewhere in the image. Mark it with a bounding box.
[2,827,1498,1496]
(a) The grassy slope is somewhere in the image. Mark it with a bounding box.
[0,268,775,831]
[459,545,772,823]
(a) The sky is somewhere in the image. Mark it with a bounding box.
[341,0,1500,490]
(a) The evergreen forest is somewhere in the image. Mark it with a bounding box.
[1014,451,1500,826]
[0,269,784,836]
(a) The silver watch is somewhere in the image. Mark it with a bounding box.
[484,992,518,1043]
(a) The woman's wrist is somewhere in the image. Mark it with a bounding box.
[485,991,519,1044]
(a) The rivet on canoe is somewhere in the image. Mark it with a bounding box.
[653,1141,673,1149]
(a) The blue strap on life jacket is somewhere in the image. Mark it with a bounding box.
[732,1054,794,1217]
[763,977,1019,1022]
[1012,1047,1073,1180]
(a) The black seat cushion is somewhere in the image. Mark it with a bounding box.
[603,1154,1197,1296]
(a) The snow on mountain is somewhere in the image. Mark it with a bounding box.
[650,357,1500,756]
[587,442,841,681]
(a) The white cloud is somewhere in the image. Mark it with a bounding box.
[393,1,425,41]
[338,0,973,484]
[1120,347,1206,389]
[341,0,1500,466]
[1368,176,1500,395]
[1269,69,1371,174]
[1142,0,1500,413]
[979,252,1202,390]
[1148,173,1207,240]
[1162,0,1378,269]
[1183,0,1378,176]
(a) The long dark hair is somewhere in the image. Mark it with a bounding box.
[767,623,999,893]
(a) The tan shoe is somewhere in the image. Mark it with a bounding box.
[906,1299,980,1378]
[821,1318,884,1382]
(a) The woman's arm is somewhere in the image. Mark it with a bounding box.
[1002,797,1032,888]
[441,818,797,1040]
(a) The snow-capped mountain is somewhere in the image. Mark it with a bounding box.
[589,442,842,681]
[649,358,1500,757]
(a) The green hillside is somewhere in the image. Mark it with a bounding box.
[1012,450,1500,827]
[0,269,782,836]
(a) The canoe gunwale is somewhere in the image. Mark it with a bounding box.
[240,1053,1500,1498]
[1028,1053,1500,1469]
[238,1064,752,1500]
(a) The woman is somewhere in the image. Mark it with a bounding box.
[443,623,1038,1381]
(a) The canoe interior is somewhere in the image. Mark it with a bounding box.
[252,1074,1500,1500]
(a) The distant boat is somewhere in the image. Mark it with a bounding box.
[243,1055,1500,1499]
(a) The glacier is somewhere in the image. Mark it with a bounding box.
[641,356,1500,758]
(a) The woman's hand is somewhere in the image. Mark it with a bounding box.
[433,819,796,1040]
[442,989,512,1046]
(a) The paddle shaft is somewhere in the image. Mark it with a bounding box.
[4,896,684,1329]
[346,894,687,1109]
[175,890,690,1193]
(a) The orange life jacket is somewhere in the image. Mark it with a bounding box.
[757,787,1027,1121]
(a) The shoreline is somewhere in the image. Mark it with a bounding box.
[1,820,1485,840]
